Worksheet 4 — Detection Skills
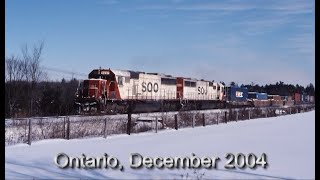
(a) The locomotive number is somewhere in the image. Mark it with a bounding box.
[142,82,159,93]
[198,87,207,95]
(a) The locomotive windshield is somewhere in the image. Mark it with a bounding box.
[82,80,100,98]
[88,69,115,80]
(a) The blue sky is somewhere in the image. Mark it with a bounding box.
[5,0,315,86]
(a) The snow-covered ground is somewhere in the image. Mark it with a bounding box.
[5,111,314,179]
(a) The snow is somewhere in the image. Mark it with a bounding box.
[5,111,314,179]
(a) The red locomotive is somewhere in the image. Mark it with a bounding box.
[74,68,225,114]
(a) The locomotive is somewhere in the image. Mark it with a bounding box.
[74,68,226,114]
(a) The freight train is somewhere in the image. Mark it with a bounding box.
[74,68,314,114]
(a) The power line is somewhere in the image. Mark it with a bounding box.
[41,66,88,77]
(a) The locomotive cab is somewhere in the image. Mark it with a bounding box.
[75,79,107,114]
[75,68,119,114]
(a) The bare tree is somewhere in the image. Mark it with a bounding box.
[6,56,17,117]
[5,55,30,117]
[6,55,18,82]
[21,41,44,82]
[21,41,45,116]
[5,56,14,82]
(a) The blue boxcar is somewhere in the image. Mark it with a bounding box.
[248,92,268,100]
[248,92,257,99]
[228,86,248,102]
[256,93,268,100]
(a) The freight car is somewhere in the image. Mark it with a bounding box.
[247,92,271,107]
[282,96,294,106]
[74,68,226,114]
[293,93,301,105]
[268,95,284,107]
[225,86,252,108]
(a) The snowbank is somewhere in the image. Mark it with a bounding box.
[5,111,314,179]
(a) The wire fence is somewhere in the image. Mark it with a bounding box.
[5,104,315,146]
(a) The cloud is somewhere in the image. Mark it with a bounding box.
[98,0,119,5]
[182,11,231,24]
[135,0,313,14]
[183,58,313,87]
[96,0,314,86]
[236,17,295,36]
[281,33,315,62]
[179,33,314,86]
[137,2,255,11]
[133,0,313,35]
[175,3,255,11]
[262,0,314,14]
[171,0,184,4]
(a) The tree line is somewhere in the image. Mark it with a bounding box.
[5,42,79,118]
[229,81,315,97]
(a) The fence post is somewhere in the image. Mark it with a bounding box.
[175,114,178,130]
[224,111,227,123]
[236,110,238,121]
[202,113,205,127]
[289,107,291,114]
[63,117,66,138]
[192,114,195,128]
[217,113,219,125]
[248,110,251,120]
[103,118,107,138]
[66,117,70,140]
[265,109,268,118]
[28,119,32,145]
[127,113,131,135]
[155,117,158,133]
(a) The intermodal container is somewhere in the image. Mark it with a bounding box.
[248,92,257,99]
[257,93,268,100]
[284,100,294,106]
[302,94,309,102]
[271,100,284,107]
[227,86,248,102]
[253,100,271,107]
[294,93,301,102]
[294,93,301,104]
[309,96,314,102]
[248,92,268,100]
[268,95,281,100]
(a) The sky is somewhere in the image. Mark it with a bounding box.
[5,0,315,86]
